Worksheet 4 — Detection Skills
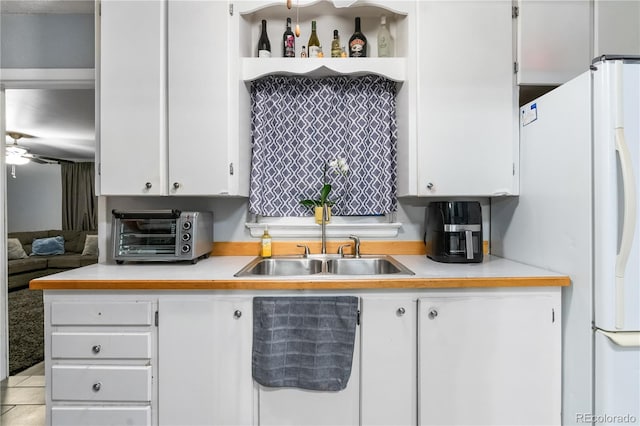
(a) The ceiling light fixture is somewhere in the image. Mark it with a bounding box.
[5,131,32,178]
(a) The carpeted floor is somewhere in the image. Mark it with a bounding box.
[7,288,44,376]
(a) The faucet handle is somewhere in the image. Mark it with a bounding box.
[296,244,310,258]
[337,244,351,257]
[348,235,361,258]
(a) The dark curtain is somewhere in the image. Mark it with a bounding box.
[61,162,97,231]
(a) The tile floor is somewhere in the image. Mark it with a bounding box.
[0,362,45,426]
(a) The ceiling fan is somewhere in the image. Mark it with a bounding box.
[5,131,63,178]
[6,131,64,164]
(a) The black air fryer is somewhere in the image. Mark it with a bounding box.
[425,201,483,263]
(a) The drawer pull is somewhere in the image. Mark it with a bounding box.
[92,382,102,392]
[92,345,101,354]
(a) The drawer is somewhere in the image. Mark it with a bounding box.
[51,365,152,402]
[51,301,153,326]
[51,332,152,359]
[51,406,151,426]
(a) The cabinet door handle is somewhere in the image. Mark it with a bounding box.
[173,182,180,189]
[92,345,101,354]
[428,309,438,319]
[426,182,434,190]
[145,182,152,189]
[397,307,406,316]
[233,310,242,319]
[92,382,102,392]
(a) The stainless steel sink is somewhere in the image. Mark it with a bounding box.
[326,256,414,275]
[234,255,414,277]
[235,257,323,277]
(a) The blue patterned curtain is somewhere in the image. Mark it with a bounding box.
[249,75,397,217]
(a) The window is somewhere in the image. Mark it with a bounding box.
[249,75,398,218]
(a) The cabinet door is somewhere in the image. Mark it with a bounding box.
[418,292,561,426]
[257,301,361,426]
[167,0,231,195]
[594,0,640,57]
[99,0,166,195]
[360,297,416,426]
[416,1,517,196]
[158,297,253,426]
[517,0,591,85]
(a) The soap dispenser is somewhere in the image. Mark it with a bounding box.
[260,226,272,258]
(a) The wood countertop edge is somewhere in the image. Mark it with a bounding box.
[30,276,570,290]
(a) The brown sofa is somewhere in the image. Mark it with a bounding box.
[8,229,98,292]
[7,229,97,375]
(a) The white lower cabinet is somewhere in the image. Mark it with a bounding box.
[44,289,561,426]
[46,297,157,426]
[157,296,253,426]
[418,289,562,426]
[360,296,417,426]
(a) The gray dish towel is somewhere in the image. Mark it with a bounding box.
[252,296,359,392]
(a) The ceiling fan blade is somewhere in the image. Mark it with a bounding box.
[30,157,50,164]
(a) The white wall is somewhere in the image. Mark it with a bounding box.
[6,162,62,232]
[102,195,490,247]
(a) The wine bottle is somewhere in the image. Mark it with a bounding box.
[257,19,271,58]
[331,29,341,58]
[377,15,392,57]
[307,20,321,58]
[283,17,295,57]
[349,17,367,57]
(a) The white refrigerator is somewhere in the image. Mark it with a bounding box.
[492,55,640,425]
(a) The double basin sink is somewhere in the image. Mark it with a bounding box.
[234,255,414,277]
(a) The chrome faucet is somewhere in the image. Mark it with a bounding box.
[321,203,329,254]
[349,234,361,258]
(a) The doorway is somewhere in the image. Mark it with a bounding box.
[0,69,95,379]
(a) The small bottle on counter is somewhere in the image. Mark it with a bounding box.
[260,226,272,258]
[257,20,271,58]
[301,45,307,58]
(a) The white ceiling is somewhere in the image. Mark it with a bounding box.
[2,0,96,162]
[5,89,95,161]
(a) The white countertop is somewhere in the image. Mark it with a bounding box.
[31,255,569,290]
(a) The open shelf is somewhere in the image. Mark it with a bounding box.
[242,57,406,81]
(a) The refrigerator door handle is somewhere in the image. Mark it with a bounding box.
[614,127,637,330]
[596,328,640,348]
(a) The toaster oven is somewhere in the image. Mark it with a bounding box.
[112,209,213,263]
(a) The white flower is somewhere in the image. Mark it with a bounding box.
[329,157,349,175]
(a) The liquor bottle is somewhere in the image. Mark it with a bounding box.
[307,20,321,57]
[301,46,307,58]
[283,17,295,57]
[349,17,367,57]
[331,29,341,58]
[257,20,271,58]
[377,15,392,57]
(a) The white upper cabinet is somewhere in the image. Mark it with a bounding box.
[516,0,591,86]
[594,0,640,58]
[517,0,640,86]
[99,0,166,195]
[407,0,517,197]
[99,0,246,196]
